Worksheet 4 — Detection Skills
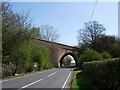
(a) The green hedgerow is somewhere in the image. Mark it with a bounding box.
[79,48,102,62]
[101,52,111,59]
[82,58,120,90]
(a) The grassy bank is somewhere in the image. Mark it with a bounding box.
[72,68,99,90]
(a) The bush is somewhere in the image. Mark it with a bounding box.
[101,52,111,59]
[24,59,34,73]
[2,64,13,78]
[30,43,52,70]
[79,48,102,62]
[82,58,120,90]
[2,42,52,78]
[110,44,120,58]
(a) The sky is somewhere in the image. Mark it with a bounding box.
[69,55,75,63]
[10,2,118,46]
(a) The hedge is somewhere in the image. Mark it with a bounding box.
[82,58,120,90]
[79,48,102,62]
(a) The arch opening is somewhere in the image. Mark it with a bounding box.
[60,53,77,68]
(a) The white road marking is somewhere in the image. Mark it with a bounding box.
[2,68,56,82]
[48,72,56,77]
[18,79,42,90]
[1,72,43,82]
[62,71,72,88]
[1,68,56,82]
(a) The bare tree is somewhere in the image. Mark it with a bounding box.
[77,21,106,46]
[40,25,59,42]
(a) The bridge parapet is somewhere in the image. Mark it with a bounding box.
[31,38,78,67]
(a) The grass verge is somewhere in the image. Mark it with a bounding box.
[72,68,99,90]
[1,67,53,81]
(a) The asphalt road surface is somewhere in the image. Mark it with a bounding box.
[2,67,73,89]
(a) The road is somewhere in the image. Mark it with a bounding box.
[2,67,73,89]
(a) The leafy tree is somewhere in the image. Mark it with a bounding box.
[94,35,116,52]
[2,2,53,78]
[110,43,120,58]
[2,2,32,76]
[30,27,42,39]
[77,44,90,57]
[40,25,59,42]
[95,35,120,58]
[62,56,72,67]
[2,41,32,76]
[2,2,32,55]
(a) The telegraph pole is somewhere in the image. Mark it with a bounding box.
[118,1,120,41]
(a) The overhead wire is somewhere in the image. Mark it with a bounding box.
[90,0,98,21]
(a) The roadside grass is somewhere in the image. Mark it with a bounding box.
[72,67,99,90]
[1,67,53,81]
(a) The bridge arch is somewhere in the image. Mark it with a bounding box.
[59,52,77,67]
[32,38,78,67]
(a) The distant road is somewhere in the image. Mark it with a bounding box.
[2,67,73,89]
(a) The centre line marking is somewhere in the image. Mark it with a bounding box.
[48,72,56,77]
[18,79,42,90]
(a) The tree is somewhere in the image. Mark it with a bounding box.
[2,2,32,76]
[77,21,106,49]
[2,2,32,55]
[2,2,53,77]
[30,27,42,39]
[62,56,72,67]
[40,25,59,42]
[110,43,120,58]
[94,35,116,52]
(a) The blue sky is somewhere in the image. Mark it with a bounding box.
[11,2,118,46]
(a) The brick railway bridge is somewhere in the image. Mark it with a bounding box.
[32,38,78,67]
